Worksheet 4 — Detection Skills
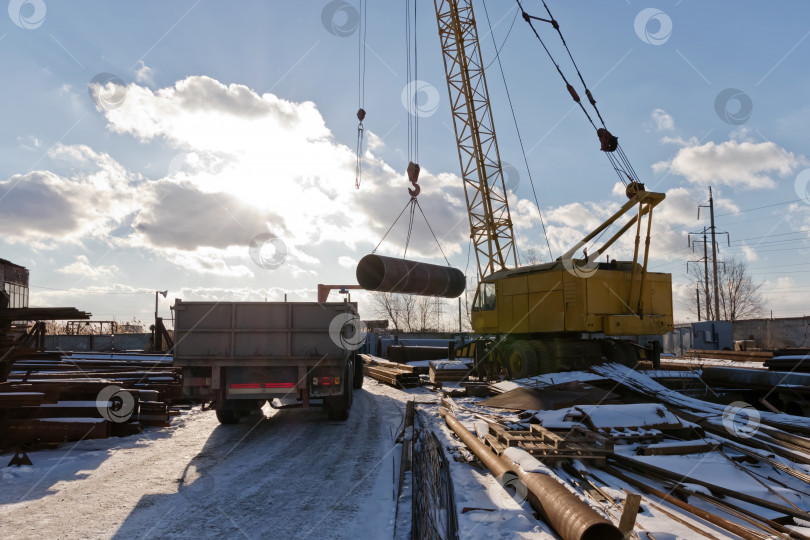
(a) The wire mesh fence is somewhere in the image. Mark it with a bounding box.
[412,428,458,540]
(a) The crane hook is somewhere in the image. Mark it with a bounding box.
[407,161,421,197]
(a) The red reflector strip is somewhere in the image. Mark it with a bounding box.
[230,383,261,389]
[264,382,295,388]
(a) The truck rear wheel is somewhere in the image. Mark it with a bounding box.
[215,399,241,424]
[353,357,364,389]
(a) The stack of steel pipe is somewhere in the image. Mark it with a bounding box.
[764,355,810,372]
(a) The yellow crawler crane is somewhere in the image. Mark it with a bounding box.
[433,0,673,377]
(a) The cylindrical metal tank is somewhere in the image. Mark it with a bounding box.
[356,254,466,298]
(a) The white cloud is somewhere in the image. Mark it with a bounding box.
[741,245,760,262]
[160,248,254,278]
[655,187,697,226]
[713,195,739,214]
[58,255,120,278]
[645,108,674,132]
[545,202,605,231]
[660,135,699,147]
[134,61,154,85]
[338,256,357,268]
[653,139,805,190]
[6,76,469,279]
[0,144,142,245]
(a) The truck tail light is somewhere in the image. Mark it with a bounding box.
[320,377,332,386]
[264,382,295,388]
[312,376,318,386]
[334,377,341,385]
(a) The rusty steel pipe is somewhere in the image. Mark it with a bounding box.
[441,409,622,540]
[356,254,465,298]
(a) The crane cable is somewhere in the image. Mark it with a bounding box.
[515,0,641,188]
[405,0,419,167]
[483,8,519,71]
[481,0,554,263]
[354,0,368,189]
[371,197,451,267]
[370,0,450,268]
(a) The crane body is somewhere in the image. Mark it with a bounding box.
[433,0,673,377]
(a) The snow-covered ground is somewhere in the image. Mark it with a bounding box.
[5,369,810,539]
[0,379,420,539]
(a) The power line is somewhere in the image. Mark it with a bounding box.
[731,229,810,243]
[716,198,803,217]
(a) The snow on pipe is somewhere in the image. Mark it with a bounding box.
[355,254,466,298]
[440,408,623,540]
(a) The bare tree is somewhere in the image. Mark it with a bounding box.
[370,292,403,331]
[400,294,416,332]
[520,247,541,266]
[458,276,477,332]
[415,296,433,332]
[44,320,66,334]
[687,256,763,321]
[718,257,764,321]
[119,317,145,334]
[371,292,456,332]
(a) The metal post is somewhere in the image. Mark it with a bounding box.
[696,287,701,321]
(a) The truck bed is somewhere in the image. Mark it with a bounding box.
[173,300,357,366]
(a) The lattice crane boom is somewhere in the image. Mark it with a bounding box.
[433,0,517,280]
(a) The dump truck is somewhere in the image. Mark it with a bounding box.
[173,299,364,423]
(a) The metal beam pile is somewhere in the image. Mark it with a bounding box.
[687,348,772,362]
[359,354,421,388]
[0,352,182,450]
[0,306,91,382]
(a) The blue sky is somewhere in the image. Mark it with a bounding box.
[1,0,809,326]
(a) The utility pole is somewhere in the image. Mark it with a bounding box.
[708,187,721,321]
[696,187,729,321]
[702,229,711,320]
[687,227,713,320]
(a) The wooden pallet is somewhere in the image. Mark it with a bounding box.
[484,422,613,465]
